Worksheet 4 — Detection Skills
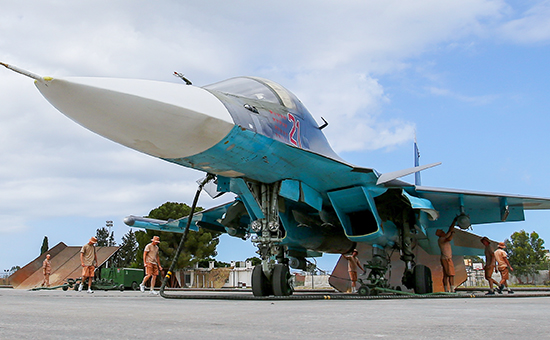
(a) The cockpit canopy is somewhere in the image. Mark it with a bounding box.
[204,76,309,115]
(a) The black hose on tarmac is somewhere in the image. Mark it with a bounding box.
[160,174,214,299]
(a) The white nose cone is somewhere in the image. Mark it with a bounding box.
[34,77,235,159]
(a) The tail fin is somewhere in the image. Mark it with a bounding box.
[414,135,421,186]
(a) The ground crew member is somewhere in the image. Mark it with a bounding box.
[436,216,457,292]
[41,254,51,287]
[80,237,98,294]
[494,242,514,294]
[140,235,163,295]
[480,237,500,295]
[343,249,365,293]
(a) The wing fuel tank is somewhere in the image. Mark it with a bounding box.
[34,77,235,159]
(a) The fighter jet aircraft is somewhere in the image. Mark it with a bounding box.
[3,62,550,296]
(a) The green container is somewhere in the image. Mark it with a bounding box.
[100,267,144,290]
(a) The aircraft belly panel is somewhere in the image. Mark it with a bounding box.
[279,202,354,254]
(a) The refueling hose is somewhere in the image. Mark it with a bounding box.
[160,174,214,299]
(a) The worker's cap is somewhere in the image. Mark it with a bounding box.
[89,236,98,244]
[151,236,160,243]
[480,236,490,244]
[498,242,506,249]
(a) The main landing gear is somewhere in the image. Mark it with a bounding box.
[248,182,293,297]
[398,211,433,294]
[358,211,433,296]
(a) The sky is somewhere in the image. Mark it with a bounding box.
[2,0,550,274]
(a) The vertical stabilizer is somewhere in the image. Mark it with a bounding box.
[414,135,421,186]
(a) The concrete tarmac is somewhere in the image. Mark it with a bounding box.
[1,288,549,340]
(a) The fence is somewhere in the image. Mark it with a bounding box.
[462,268,550,287]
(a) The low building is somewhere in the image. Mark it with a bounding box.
[170,261,253,289]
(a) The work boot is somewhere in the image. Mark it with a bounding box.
[497,284,504,294]
[140,283,145,293]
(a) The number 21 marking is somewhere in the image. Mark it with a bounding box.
[287,113,301,147]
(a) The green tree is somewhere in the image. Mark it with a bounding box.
[40,236,49,255]
[246,256,261,266]
[96,227,116,246]
[134,202,221,270]
[113,229,138,268]
[505,230,549,284]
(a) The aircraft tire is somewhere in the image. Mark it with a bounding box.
[252,265,273,297]
[413,264,433,294]
[272,264,293,296]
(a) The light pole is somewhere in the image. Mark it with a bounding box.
[105,220,114,268]
[106,221,113,246]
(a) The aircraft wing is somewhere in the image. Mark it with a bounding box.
[124,202,240,235]
[414,186,550,229]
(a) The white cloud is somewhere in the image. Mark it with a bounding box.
[289,70,415,152]
[0,215,29,234]
[499,0,550,43]
[427,86,500,105]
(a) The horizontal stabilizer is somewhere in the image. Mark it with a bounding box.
[377,162,441,185]
[123,215,200,232]
[123,201,250,235]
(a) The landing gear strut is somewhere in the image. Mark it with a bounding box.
[359,210,433,295]
[249,182,293,296]
[399,211,433,294]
